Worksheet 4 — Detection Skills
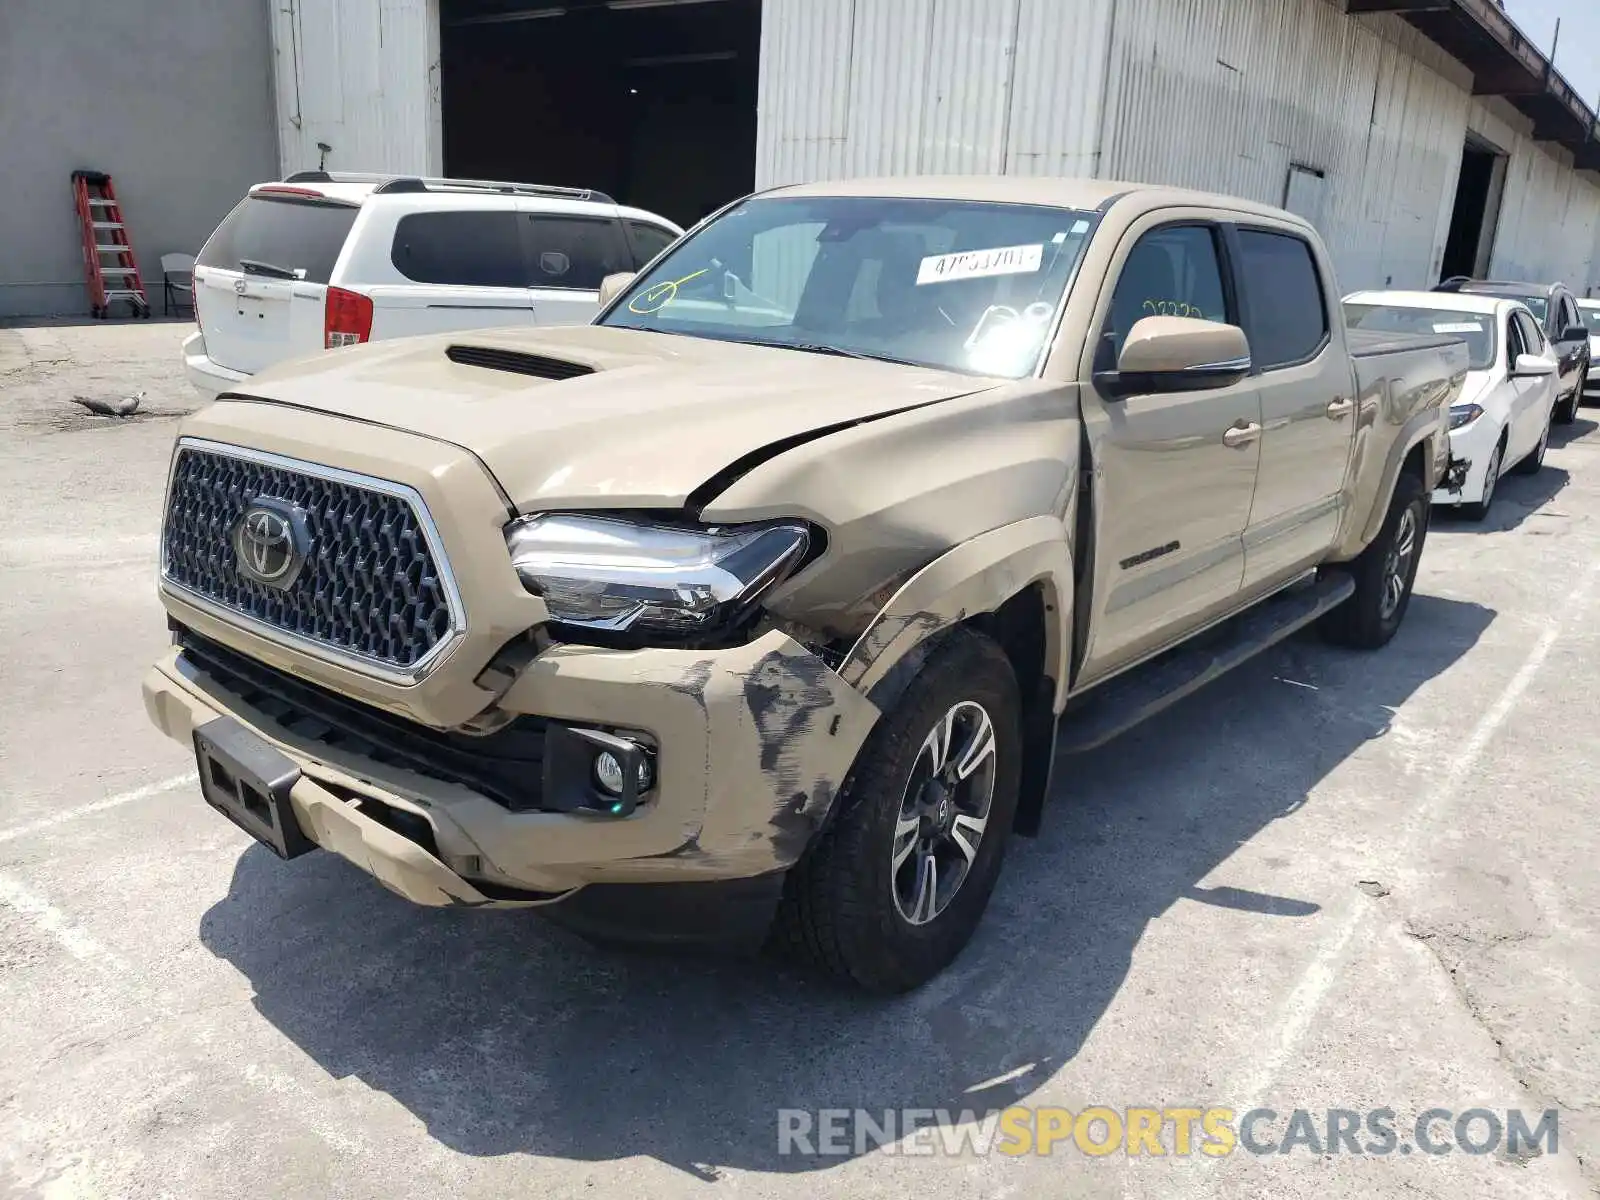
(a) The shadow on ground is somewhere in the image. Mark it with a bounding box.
[1550,411,1597,447]
[1432,464,1572,533]
[200,594,1494,1177]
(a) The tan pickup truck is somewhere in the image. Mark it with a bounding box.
[144,177,1466,993]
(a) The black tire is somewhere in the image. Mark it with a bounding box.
[1463,436,1504,522]
[772,629,1022,993]
[1557,374,1582,425]
[1512,412,1550,476]
[1319,470,1428,650]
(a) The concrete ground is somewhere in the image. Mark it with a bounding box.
[1,318,1597,1199]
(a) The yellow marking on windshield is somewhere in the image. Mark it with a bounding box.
[627,268,710,315]
[1142,299,1208,319]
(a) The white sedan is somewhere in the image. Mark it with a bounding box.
[1344,290,1560,521]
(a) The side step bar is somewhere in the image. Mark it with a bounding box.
[1057,573,1356,756]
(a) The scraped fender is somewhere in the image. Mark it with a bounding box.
[837,515,1073,711]
[1332,407,1443,562]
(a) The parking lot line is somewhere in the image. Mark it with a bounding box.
[0,874,128,971]
[1229,551,1600,1118]
[0,771,197,846]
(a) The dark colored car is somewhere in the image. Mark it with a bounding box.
[1434,277,1591,422]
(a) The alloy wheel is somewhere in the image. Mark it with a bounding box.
[891,701,999,926]
[1480,443,1502,510]
[1380,504,1419,621]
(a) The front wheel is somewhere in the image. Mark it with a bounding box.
[1320,471,1428,649]
[773,629,1022,993]
[1463,437,1504,522]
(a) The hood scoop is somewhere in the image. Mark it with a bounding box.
[445,344,596,381]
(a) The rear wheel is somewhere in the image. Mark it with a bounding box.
[1320,471,1428,650]
[1558,370,1583,424]
[773,629,1021,993]
[1512,412,1550,476]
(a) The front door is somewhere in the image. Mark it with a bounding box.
[519,206,635,327]
[1232,225,1355,589]
[1508,309,1552,456]
[373,206,535,340]
[1076,219,1264,686]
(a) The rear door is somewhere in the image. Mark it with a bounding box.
[1553,293,1585,395]
[193,190,358,373]
[1231,225,1355,589]
[518,206,635,326]
[371,205,534,338]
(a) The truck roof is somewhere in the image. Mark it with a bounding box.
[763,175,1313,227]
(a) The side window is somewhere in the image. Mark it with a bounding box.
[1505,313,1527,363]
[1562,297,1581,335]
[523,216,632,290]
[390,210,524,287]
[1105,225,1229,359]
[1235,229,1329,370]
[625,221,679,271]
[1514,311,1543,357]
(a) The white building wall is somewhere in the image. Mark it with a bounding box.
[755,0,1600,297]
[1097,1,1472,292]
[269,0,442,178]
[756,0,1115,187]
[1467,97,1600,294]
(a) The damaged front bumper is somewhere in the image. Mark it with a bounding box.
[143,628,880,908]
[1433,418,1488,505]
[1438,453,1470,496]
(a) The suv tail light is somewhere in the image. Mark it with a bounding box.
[324,286,373,349]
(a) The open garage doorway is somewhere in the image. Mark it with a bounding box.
[1439,133,1507,283]
[439,0,761,228]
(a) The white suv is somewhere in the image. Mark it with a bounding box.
[182,172,684,399]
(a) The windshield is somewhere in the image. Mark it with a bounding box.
[1579,302,1600,334]
[1344,303,1497,371]
[597,196,1098,378]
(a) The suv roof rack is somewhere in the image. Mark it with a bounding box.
[282,170,615,204]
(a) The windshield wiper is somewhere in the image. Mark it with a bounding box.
[238,258,300,280]
[769,340,916,366]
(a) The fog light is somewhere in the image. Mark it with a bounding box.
[594,749,654,797]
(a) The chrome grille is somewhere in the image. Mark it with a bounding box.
[161,442,460,675]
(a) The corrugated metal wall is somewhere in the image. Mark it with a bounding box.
[756,0,1114,187]
[269,0,442,177]
[1087,1,1472,291]
[1467,97,1600,294]
[755,0,1600,296]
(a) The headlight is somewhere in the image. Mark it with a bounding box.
[1449,402,1484,430]
[504,512,811,633]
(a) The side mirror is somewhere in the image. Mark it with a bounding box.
[1095,316,1252,398]
[1513,352,1556,377]
[1561,326,1588,344]
[598,271,636,308]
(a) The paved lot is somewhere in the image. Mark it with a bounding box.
[2,318,1597,1199]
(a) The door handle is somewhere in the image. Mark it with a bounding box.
[1326,397,1355,419]
[1222,421,1262,448]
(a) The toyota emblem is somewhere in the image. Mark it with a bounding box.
[232,499,310,590]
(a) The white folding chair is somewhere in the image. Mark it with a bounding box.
[162,252,196,317]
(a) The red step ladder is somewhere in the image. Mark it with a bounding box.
[71,170,150,319]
